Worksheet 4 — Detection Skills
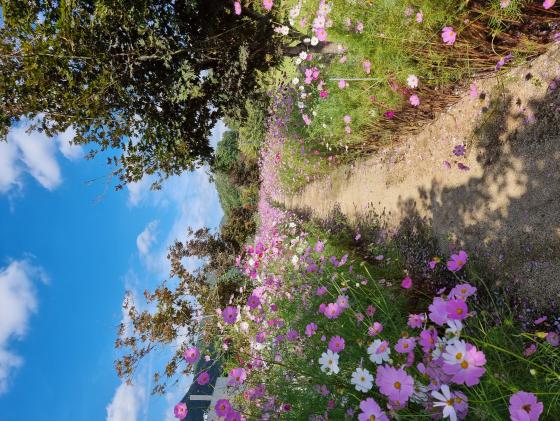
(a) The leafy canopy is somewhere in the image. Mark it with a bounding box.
[0,0,281,187]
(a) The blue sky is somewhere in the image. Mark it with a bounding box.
[0,121,225,421]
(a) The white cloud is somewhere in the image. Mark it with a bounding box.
[0,259,47,394]
[106,382,147,421]
[0,121,85,195]
[0,141,21,193]
[136,220,159,256]
[56,126,84,160]
[8,125,62,190]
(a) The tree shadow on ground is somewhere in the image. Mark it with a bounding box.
[398,80,560,313]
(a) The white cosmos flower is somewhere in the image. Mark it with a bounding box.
[292,77,300,85]
[445,320,463,336]
[442,340,467,366]
[350,367,373,392]
[407,74,419,88]
[319,349,340,375]
[295,57,302,65]
[299,51,308,60]
[310,36,319,46]
[367,339,391,365]
[432,384,458,421]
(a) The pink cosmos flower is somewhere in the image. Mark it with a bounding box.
[358,398,389,421]
[222,306,238,324]
[443,343,486,386]
[447,250,468,271]
[395,337,416,353]
[247,294,261,309]
[339,55,348,64]
[316,286,327,296]
[441,27,457,45]
[401,276,413,289]
[228,367,247,386]
[356,21,364,33]
[197,371,210,385]
[534,316,547,325]
[409,94,420,107]
[325,302,341,319]
[302,114,312,125]
[366,305,376,316]
[338,79,347,89]
[407,313,425,328]
[509,391,543,421]
[429,297,449,326]
[419,329,438,352]
[470,83,478,98]
[375,365,414,403]
[356,312,365,322]
[500,0,511,7]
[215,399,232,417]
[225,411,241,421]
[543,0,556,9]
[234,1,241,15]
[450,283,477,300]
[183,347,200,364]
[416,11,423,23]
[446,299,469,320]
[174,402,188,419]
[363,60,371,74]
[328,335,346,353]
[263,0,273,11]
[336,295,350,309]
[344,115,352,124]
[523,344,537,356]
[546,331,559,346]
[368,321,383,336]
[316,27,328,42]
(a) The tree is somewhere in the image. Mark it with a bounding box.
[0,0,284,188]
[116,226,248,393]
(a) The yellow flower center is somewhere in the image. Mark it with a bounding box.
[360,376,366,382]
[456,308,463,315]
[460,360,469,369]
[369,416,376,421]
[394,381,401,390]
[455,352,463,360]
[522,404,532,413]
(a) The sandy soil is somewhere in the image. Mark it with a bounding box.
[283,44,560,309]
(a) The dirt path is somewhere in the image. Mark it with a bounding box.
[284,44,560,309]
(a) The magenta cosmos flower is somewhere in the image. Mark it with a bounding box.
[228,367,247,386]
[543,0,556,10]
[446,298,469,320]
[509,391,543,421]
[441,27,457,45]
[197,371,210,385]
[222,306,238,324]
[401,276,413,289]
[247,294,261,309]
[419,328,438,352]
[376,365,414,403]
[215,399,232,417]
[328,336,346,353]
[409,94,420,107]
[358,398,389,421]
[183,347,200,364]
[447,250,468,271]
[174,402,188,419]
[407,313,425,328]
[368,321,383,336]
